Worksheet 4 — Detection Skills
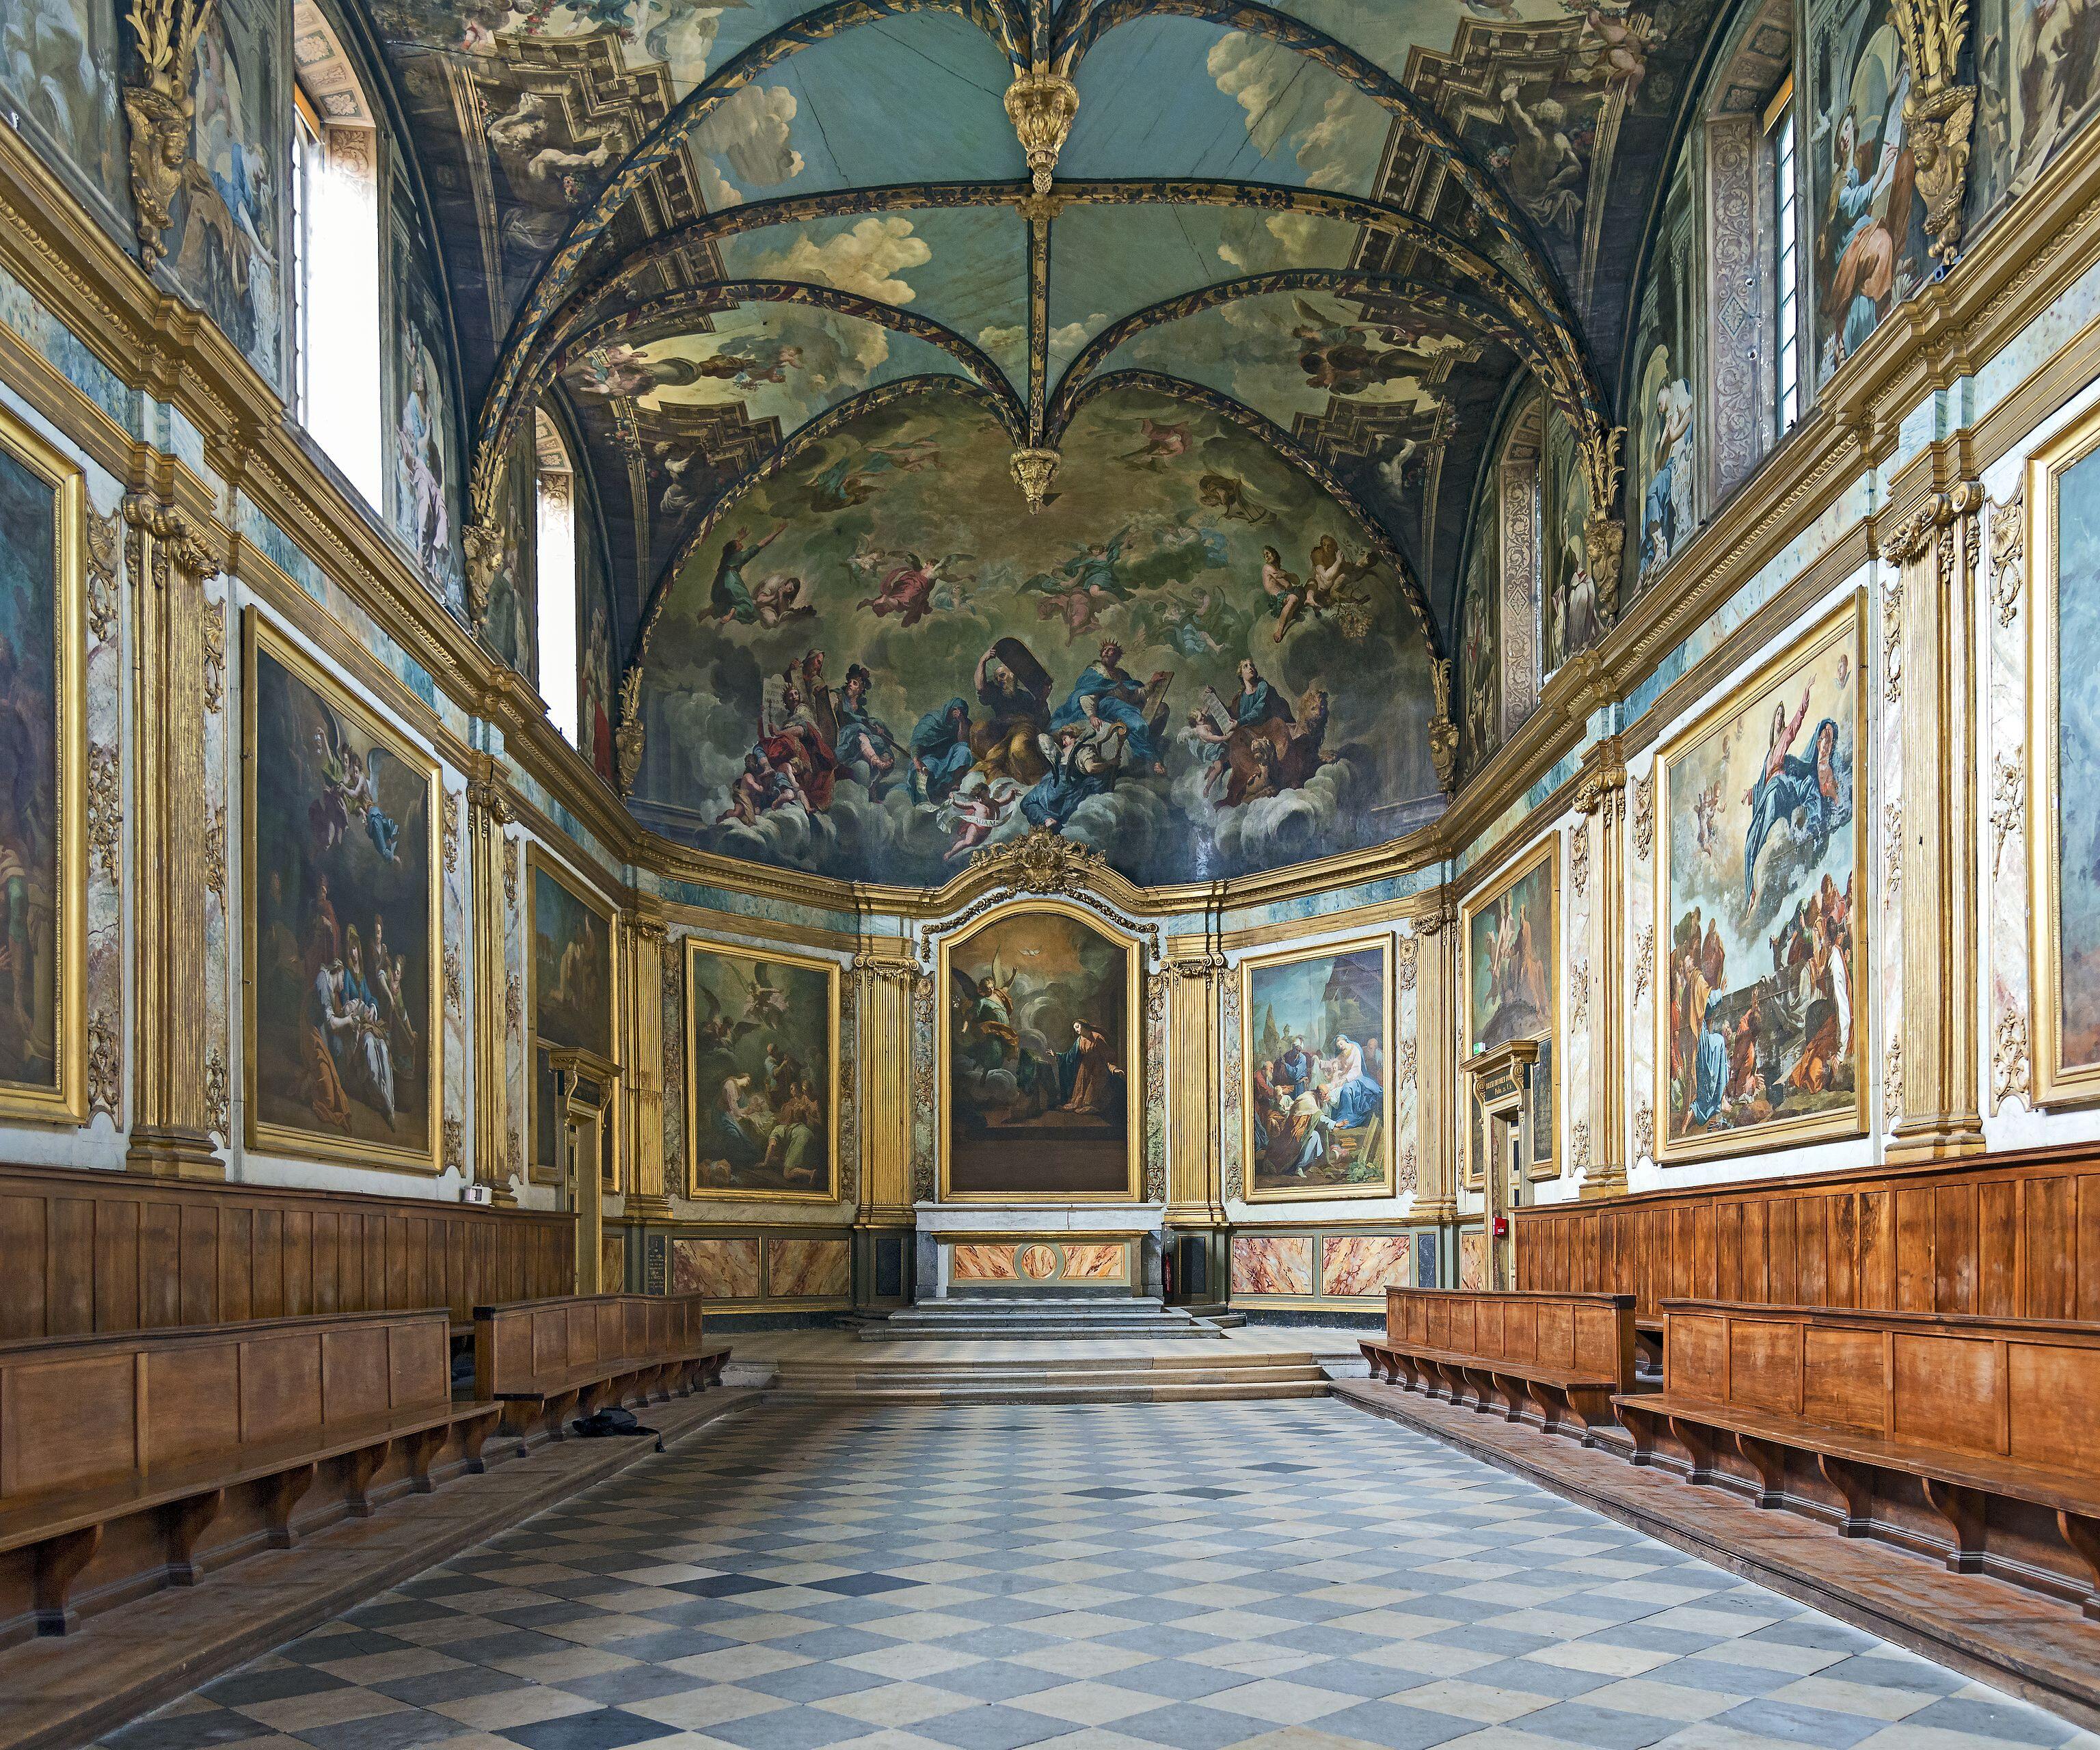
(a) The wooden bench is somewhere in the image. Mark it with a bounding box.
[0,1308,500,1644]
[1617,1300,2100,1617]
[474,1293,727,1449]
[1362,1287,1639,1446]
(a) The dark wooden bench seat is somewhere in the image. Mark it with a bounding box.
[0,1309,500,1644]
[474,1293,723,1449]
[1618,1300,2100,1617]
[1367,1288,1639,1447]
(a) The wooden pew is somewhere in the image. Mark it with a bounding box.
[1362,1287,1639,1446]
[1511,1141,2100,1326]
[0,1309,501,1645]
[1617,1299,2100,1617]
[474,1293,727,1449]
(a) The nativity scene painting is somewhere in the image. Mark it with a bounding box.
[684,941,837,1202]
[1654,597,1864,1158]
[1240,940,1395,1202]
[629,386,1441,889]
[943,906,1136,1200]
[245,616,440,1170]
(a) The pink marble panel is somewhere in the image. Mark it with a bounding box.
[768,1237,850,1299]
[1319,1235,1410,1297]
[952,1244,1019,1280]
[1233,1235,1314,1296]
[1062,1243,1129,1282]
[672,1237,762,1298]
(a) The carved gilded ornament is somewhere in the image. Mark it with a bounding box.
[1427,657,1459,794]
[444,945,463,1012]
[1570,960,1589,1032]
[1571,1118,1591,1173]
[1632,773,1654,861]
[1397,1036,1418,1091]
[88,1011,122,1121]
[1993,1008,2030,1110]
[1004,69,1078,196]
[1010,447,1060,514]
[444,1117,465,1174]
[1397,932,1418,992]
[442,789,460,875]
[1883,1037,1904,1129]
[123,492,221,582]
[1401,1142,1418,1194]
[122,0,217,270]
[1579,426,1627,610]
[1883,800,1903,898]
[1887,0,1977,263]
[202,595,225,716]
[1991,749,2024,880]
[504,971,523,1040]
[204,801,225,904]
[1990,485,2024,626]
[1881,574,1904,701]
[204,1047,228,1144]
[615,667,645,794]
[88,743,121,885]
[1633,1101,1654,1163]
[504,836,520,913]
[1632,925,1653,1008]
[86,507,121,644]
[971,822,1107,895]
[1569,826,1589,900]
[463,518,504,625]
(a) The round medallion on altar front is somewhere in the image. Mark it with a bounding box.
[1017,1243,1059,1280]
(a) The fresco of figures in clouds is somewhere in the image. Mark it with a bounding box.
[1656,600,1863,1159]
[630,384,1440,887]
[686,942,835,1202]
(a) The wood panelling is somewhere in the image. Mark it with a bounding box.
[472,1293,722,1446]
[1513,1146,2100,1323]
[0,1164,573,1341]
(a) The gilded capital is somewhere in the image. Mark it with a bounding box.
[1010,447,1060,514]
[1004,69,1079,196]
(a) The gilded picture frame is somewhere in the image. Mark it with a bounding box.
[1457,833,1559,1187]
[242,609,444,1172]
[938,898,1142,1204]
[1651,593,1868,1161]
[1237,935,1397,1204]
[0,406,86,1128]
[2030,400,2100,1108]
[526,843,620,1189]
[682,937,841,1204]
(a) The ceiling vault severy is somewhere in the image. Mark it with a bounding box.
[360,0,1738,884]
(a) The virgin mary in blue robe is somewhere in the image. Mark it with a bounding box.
[1742,718,1846,909]
[909,698,975,804]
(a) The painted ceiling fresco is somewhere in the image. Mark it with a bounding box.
[329,0,1755,882]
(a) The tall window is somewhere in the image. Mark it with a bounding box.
[289,22,381,503]
[535,414,581,749]
[1770,81,1801,435]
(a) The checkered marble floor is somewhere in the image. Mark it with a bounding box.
[103,1399,2100,1750]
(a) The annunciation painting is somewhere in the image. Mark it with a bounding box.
[2032,410,2100,1104]
[1465,839,1557,1053]
[1240,939,1393,1202]
[0,412,83,1123]
[529,850,615,1176]
[245,613,439,1168]
[1654,597,1866,1158]
[943,904,1137,1200]
[684,939,838,1202]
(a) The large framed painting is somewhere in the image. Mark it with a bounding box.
[1653,595,1867,1159]
[941,902,1138,1201]
[1239,938,1394,1202]
[684,939,839,1202]
[1460,835,1558,1183]
[528,847,617,1184]
[0,408,85,1126]
[2032,405,2100,1107]
[243,612,440,1169]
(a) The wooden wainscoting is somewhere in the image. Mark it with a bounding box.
[1511,1143,2100,1324]
[0,1163,574,1340]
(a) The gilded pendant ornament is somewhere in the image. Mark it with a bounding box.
[1570,826,1589,900]
[202,596,225,716]
[444,945,463,1012]
[204,1047,229,1145]
[1632,1101,1653,1163]
[615,667,646,794]
[88,1011,122,1121]
[1569,959,1589,1032]
[442,790,460,875]
[973,822,1106,894]
[1571,1119,1591,1174]
[1009,447,1060,514]
[1004,69,1079,196]
[1397,932,1418,992]
[463,519,504,625]
[444,1117,465,1174]
[87,507,121,644]
[1427,658,1459,794]
[1990,750,2023,879]
[88,743,121,885]
[1888,0,1977,263]
[122,0,216,271]
[1401,1142,1417,1195]
[1883,800,1903,898]
[1993,1008,2030,1110]
[1883,1037,1904,1129]
[1990,485,2024,625]
[1632,925,1653,1007]
[1632,773,1654,861]
[1397,1037,1418,1092]
[204,802,225,905]
[1881,574,1904,701]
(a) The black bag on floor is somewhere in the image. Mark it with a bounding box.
[571,1405,658,1440]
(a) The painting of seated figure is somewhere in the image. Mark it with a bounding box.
[684,940,838,1202]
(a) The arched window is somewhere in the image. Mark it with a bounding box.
[535,412,581,750]
[288,8,381,503]
[1769,77,1803,436]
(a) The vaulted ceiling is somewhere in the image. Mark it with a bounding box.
[360,0,1739,675]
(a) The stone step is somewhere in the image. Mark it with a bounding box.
[779,1362,1328,1390]
[854,1299,1228,1343]
[783,1352,1324,1378]
[770,1377,1331,1405]
[857,1321,1223,1342]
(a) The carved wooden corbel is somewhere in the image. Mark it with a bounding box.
[615,665,645,796]
[122,0,216,271]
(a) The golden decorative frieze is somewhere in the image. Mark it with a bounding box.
[1009,446,1060,513]
[122,0,215,271]
[1004,69,1079,196]
[1989,483,2024,625]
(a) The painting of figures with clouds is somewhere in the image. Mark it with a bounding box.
[1655,600,1864,1158]
[1241,941,1393,1202]
[530,854,613,1174]
[246,618,439,1169]
[945,908,1135,1200]
[630,385,1440,889]
[685,941,837,1202]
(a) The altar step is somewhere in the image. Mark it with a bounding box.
[769,1350,1332,1405]
[850,1298,1226,1343]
